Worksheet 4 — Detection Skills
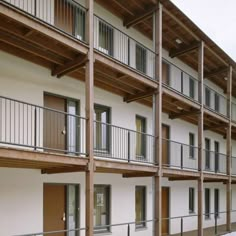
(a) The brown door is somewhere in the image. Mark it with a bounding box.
[55,0,74,35]
[162,125,170,166]
[44,94,66,152]
[162,62,170,85]
[162,187,170,235]
[44,184,66,236]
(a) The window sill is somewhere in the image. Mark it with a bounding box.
[135,226,148,232]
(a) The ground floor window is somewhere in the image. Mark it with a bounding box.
[135,186,146,228]
[94,185,110,232]
[189,187,195,213]
[205,188,211,219]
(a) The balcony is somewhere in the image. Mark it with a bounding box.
[203,149,227,174]
[204,85,228,117]
[162,139,198,171]
[0,96,156,167]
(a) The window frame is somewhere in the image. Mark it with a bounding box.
[205,87,211,108]
[135,186,147,228]
[94,104,111,154]
[135,43,147,74]
[189,77,195,99]
[98,20,114,56]
[94,185,111,233]
[189,187,195,214]
[205,138,211,170]
[189,133,195,159]
[135,115,147,160]
[214,93,220,113]
[205,188,211,219]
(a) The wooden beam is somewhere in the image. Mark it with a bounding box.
[154,2,162,236]
[0,30,65,65]
[204,66,228,79]
[85,0,94,235]
[198,41,204,236]
[169,177,198,181]
[227,65,232,231]
[124,7,157,28]
[42,166,87,174]
[169,41,200,58]
[122,172,155,178]
[204,123,228,131]
[203,179,227,183]
[124,89,156,103]
[52,54,88,78]
[169,109,200,120]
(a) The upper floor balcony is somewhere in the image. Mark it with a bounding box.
[0,0,231,120]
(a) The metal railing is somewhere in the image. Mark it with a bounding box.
[163,59,199,103]
[0,96,87,155]
[204,85,227,117]
[203,150,227,174]
[15,219,156,236]
[94,121,155,164]
[162,139,198,170]
[94,15,156,80]
[2,0,87,43]
[232,102,236,122]
[232,156,236,175]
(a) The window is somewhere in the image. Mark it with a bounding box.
[135,186,146,228]
[67,185,80,236]
[99,21,114,56]
[189,188,195,213]
[214,141,220,173]
[214,93,220,112]
[205,87,211,107]
[189,133,195,159]
[94,105,110,153]
[136,44,147,74]
[94,185,110,232]
[214,189,219,218]
[205,188,211,219]
[74,7,86,41]
[189,77,195,99]
[205,138,211,170]
[136,116,146,159]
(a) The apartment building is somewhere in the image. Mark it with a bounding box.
[0,0,236,235]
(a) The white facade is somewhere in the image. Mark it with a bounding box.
[0,0,235,236]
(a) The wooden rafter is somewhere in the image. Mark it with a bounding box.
[123,89,156,103]
[169,41,200,58]
[204,66,228,79]
[168,177,198,181]
[169,109,200,120]
[204,123,228,131]
[124,6,157,28]
[52,54,88,78]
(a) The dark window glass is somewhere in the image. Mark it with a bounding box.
[214,141,220,172]
[99,21,114,56]
[205,138,211,170]
[189,77,195,99]
[189,188,195,213]
[214,93,220,112]
[136,44,147,74]
[205,87,211,107]
[214,189,219,218]
[205,188,211,219]
[74,7,85,41]
[189,133,195,159]
[135,186,146,228]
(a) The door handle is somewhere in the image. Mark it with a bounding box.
[62,212,66,222]
[61,126,66,135]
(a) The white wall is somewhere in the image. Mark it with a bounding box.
[0,168,153,236]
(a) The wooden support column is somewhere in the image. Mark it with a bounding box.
[226,65,232,231]
[154,2,162,236]
[85,0,94,236]
[197,41,204,236]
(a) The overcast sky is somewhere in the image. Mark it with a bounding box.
[171,0,236,61]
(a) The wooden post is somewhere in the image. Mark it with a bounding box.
[154,2,162,236]
[197,41,204,236]
[85,0,94,236]
[226,65,232,231]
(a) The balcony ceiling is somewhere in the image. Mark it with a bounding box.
[95,0,236,94]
